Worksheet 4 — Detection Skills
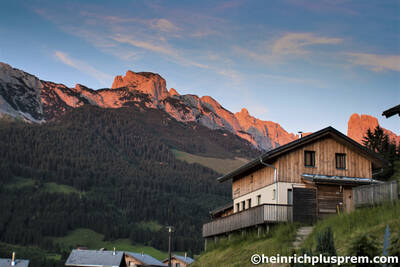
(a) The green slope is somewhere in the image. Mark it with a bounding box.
[193,201,399,266]
[302,200,400,255]
[192,223,300,267]
[172,149,249,174]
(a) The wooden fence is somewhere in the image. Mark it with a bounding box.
[202,204,292,238]
[353,181,398,207]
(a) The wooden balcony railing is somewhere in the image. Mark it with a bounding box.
[202,204,293,238]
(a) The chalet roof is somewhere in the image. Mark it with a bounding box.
[301,173,382,185]
[218,126,389,182]
[162,255,194,265]
[0,259,30,267]
[65,249,124,267]
[125,252,166,267]
[382,104,400,118]
[210,202,233,216]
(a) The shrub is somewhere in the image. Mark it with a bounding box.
[315,227,336,256]
[389,231,400,257]
[347,234,380,267]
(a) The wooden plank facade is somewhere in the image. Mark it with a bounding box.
[232,136,373,199]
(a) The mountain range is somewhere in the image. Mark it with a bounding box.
[0,62,398,151]
[0,62,296,151]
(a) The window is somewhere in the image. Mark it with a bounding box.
[242,201,245,210]
[304,151,315,167]
[176,263,180,267]
[336,153,346,169]
[287,189,293,205]
[247,199,252,209]
[272,189,276,200]
[236,203,240,212]
[257,195,261,205]
[250,175,254,183]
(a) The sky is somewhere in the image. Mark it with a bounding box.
[0,0,399,134]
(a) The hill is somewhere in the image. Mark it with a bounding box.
[192,200,400,267]
[0,104,260,266]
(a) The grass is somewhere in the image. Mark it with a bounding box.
[53,228,168,260]
[42,182,80,194]
[191,223,300,267]
[135,221,163,232]
[5,177,35,189]
[302,200,400,255]
[5,177,81,195]
[172,149,248,174]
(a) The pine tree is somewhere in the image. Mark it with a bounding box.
[315,227,336,257]
[348,234,380,267]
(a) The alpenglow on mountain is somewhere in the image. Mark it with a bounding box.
[0,62,297,151]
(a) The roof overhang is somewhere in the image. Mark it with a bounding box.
[218,126,389,183]
[382,104,400,118]
[210,203,233,216]
[301,173,382,186]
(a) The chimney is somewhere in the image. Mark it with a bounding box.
[11,252,15,266]
[141,251,144,257]
[298,131,303,138]
[185,252,187,259]
[113,247,116,256]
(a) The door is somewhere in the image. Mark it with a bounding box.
[293,187,317,224]
[343,188,354,212]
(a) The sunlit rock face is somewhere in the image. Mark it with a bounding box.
[0,63,298,151]
[112,70,169,102]
[347,113,400,146]
[234,108,297,150]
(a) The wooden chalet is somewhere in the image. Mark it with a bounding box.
[202,126,388,241]
[162,254,194,267]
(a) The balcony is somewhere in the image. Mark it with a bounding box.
[202,204,293,238]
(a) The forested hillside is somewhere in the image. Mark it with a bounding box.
[0,104,260,265]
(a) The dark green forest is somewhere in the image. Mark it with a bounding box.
[0,105,259,266]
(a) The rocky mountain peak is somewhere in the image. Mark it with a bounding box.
[169,88,180,96]
[347,113,399,146]
[111,70,169,101]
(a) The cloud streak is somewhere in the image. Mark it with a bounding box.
[111,35,210,69]
[234,32,343,63]
[346,53,400,72]
[54,51,112,85]
[271,33,342,56]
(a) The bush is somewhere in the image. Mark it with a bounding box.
[389,231,400,257]
[315,227,336,256]
[347,234,380,267]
